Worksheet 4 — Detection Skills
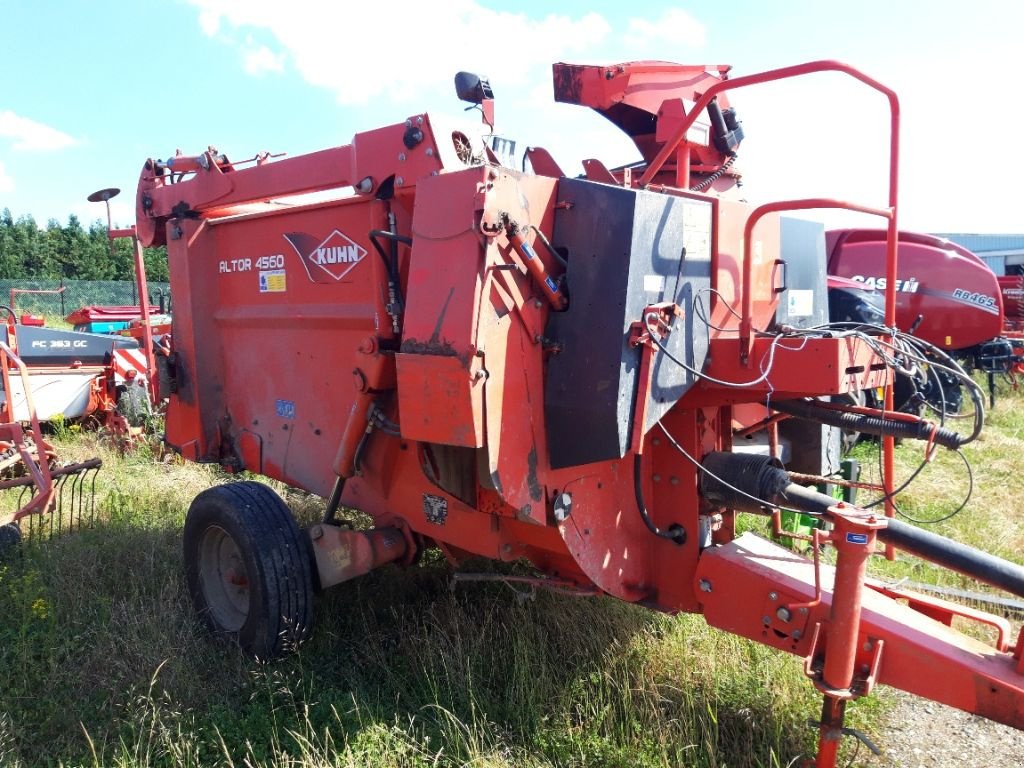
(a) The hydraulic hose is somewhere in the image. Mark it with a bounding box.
[877,520,1024,599]
[771,398,965,449]
[634,454,686,544]
[699,452,1024,599]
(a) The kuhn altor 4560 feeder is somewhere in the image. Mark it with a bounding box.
[136,60,1024,766]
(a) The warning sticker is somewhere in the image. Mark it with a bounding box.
[259,269,287,293]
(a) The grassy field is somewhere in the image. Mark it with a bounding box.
[1,381,1022,767]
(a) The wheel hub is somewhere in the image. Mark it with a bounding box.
[197,524,250,632]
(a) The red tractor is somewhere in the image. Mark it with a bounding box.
[134,59,1024,767]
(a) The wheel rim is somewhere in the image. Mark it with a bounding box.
[197,524,250,632]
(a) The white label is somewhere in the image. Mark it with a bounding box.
[787,289,814,318]
[643,274,666,294]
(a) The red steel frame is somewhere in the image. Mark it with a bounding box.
[138,59,1024,767]
[639,60,902,551]
[0,341,56,521]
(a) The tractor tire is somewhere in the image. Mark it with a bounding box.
[183,481,314,660]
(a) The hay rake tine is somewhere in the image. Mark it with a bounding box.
[55,473,65,534]
[6,459,103,542]
[87,466,99,528]
[68,469,85,531]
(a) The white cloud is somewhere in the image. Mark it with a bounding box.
[243,44,285,75]
[71,198,135,229]
[188,1,612,104]
[0,161,13,193]
[0,111,78,152]
[624,8,706,48]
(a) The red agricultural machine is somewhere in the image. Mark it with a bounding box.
[0,314,103,544]
[827,229,1021,409]
[136,60,1024,766]
[998,276,1024,378]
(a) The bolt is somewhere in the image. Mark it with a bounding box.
[534,299,544,308]
[762,615,771,626]
[768,591,778,601]
[776,606,792,622]
[652,438,661,446]
[799,607,808,615]
[699,579,713,593]
[398,152,407,162]
[863,641,873,652]
[396,176,404,186]
[474,369,488,380]
[405,119,412,127]
[653,474,661,482]
[426,147,434,157]
[417,116,424,125]
[553,492,573,522]
[501,543,512,555]
[792,630,802,640]
[310,525,324,540]
[670,476,680,485]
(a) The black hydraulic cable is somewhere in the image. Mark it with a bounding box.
[528,225,568,268]
[878,519,1024,599]
[892,448,970,528]
[633,454,686,544]
[771,398,965,449]
[322,477,345,524]
[690,152,737,192]
[367,229,411,285]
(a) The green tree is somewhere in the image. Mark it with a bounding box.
[0,210,168,283]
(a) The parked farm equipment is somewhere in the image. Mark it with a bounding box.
[137,59,1024,766]
[828,228,1021,409]
[0,328,102,543]
[997,276,1024,381]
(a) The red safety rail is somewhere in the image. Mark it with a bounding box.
[638,59,902,556]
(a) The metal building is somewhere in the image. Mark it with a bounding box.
[931,233,1024,275]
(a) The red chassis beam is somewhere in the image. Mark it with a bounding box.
[682,335,891,406]
[697,532,1024,729]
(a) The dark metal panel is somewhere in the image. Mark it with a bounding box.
[13,325,138,366]
[544,179,711,468]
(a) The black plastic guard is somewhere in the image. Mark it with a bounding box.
[544,179,712,468]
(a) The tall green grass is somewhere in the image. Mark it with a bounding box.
[7,377,1024,767]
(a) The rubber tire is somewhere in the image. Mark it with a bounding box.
[183,481,314,660]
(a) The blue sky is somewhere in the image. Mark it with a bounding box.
[1,0,1021,233]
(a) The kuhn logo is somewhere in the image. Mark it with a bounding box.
[283,229,367,283]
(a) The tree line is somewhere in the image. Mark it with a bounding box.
[0,208,169,282]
